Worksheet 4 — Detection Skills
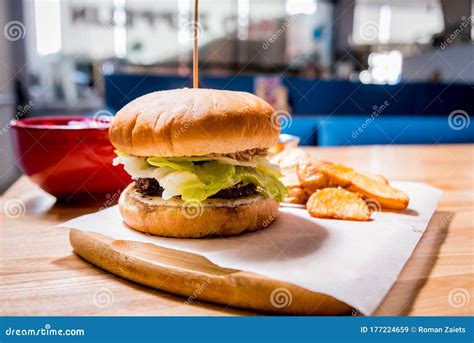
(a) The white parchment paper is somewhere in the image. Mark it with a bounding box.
[58,182,441,315]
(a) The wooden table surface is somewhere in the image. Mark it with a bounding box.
[1,144,473,316]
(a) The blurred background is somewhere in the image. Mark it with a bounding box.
[1,0,473,191]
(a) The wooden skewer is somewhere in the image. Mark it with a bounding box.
[193,0,199,88]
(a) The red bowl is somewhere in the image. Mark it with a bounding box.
[10,116,131,202]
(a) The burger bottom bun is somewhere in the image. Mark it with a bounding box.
[118,183,280,238]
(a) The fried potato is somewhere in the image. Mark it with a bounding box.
[271,148,407,210]
[285,187,310,205]
[317,163,409,210]
[270,148,312,175]
[279,172,302,188]
[268,143,285,155]
[307,188,370,221]
[297,160,338,193]
[367,173,389,185]
[271,148,314,204]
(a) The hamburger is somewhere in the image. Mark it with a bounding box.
[109,88,287,238]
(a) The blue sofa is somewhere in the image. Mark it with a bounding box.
[104,73,474,146]
[282,115,474,146]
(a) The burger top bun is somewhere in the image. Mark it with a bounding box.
[108,88,280,157]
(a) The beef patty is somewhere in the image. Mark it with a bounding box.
[134,178,257,199]
[211,182,257,199]
[135,178,164,196]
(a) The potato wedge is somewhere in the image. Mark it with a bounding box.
[285,186,309,205]
[317,163,409,210]
[279,172,302,189]
[270,148,313,175]
[307,188,370,221]
[367,173,389,185]
[297,160,338,193]
[271,148,314,204]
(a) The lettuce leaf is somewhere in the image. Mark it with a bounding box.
[114,153,287,202]
[147,157,195,171]
[148,155,259,167]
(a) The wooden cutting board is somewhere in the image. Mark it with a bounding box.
[69,229,352,315]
